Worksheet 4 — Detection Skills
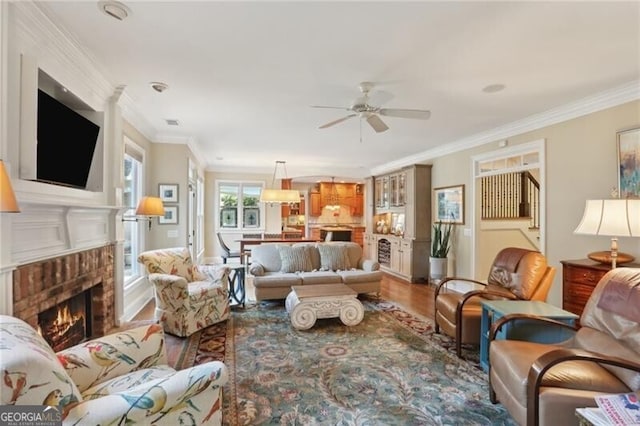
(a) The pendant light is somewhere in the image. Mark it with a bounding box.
[260,161,301,204]
[325,177,340,211]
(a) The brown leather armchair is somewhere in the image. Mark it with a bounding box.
[488,267,640,426]
[434,247,555,358]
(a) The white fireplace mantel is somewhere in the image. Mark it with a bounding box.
[10,200,122,264]
[0,200,124,316]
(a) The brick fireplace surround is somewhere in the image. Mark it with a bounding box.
[12,244,116,338]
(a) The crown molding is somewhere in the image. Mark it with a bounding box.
[370,80,640,176]
[14,2,114,110]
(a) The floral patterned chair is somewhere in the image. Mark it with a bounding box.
[0,315,228,425]
[138,247,230,337]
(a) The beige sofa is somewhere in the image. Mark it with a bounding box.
[249,242,382,301]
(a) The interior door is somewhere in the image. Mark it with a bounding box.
[187,161,197,261]
[472,140,546,279]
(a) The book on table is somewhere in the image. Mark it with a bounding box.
[576,392,640,425]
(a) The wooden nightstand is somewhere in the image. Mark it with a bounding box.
[561,259,640,317]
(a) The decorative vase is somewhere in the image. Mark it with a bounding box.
[429,256,448,281]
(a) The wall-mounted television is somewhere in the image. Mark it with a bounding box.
[36,88,101,189]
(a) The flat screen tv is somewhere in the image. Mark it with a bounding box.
[36,89,100,189]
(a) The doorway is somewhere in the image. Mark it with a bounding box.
[472,139,546,279]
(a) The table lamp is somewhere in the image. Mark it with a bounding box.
[574,199,640,268]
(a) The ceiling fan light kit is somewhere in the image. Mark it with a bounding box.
[312,81,430,133]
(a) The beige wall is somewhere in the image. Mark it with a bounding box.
[430,100,640,307]
[148,143,191,249]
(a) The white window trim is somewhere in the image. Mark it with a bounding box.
[215,179,266,231]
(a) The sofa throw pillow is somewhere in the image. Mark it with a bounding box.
[318,244,351,271]
[278,245,312,273]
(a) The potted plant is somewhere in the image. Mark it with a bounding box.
[430,220,453,281]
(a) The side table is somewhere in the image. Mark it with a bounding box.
[228,265,245,308]
[479,300,578,372]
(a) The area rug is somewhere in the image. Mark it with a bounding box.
[221,298,516,425]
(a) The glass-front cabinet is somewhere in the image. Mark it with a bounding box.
[368,164,432,283]
[390,171,406,207]
[376,172,406,210]
[374,176,389,209]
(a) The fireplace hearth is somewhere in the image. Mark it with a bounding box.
[12,244,115,350]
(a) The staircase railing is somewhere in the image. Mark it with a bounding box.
[481,171,540,229]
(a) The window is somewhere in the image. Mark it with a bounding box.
[123,141,144,284]
[218,181,264,229]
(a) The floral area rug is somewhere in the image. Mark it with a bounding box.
[222,297,516,425]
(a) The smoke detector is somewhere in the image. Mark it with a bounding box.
[150,82,169,93]
[98,1,131,21]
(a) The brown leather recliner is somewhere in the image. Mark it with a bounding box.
[489,267,640,426]
[433,247,555,358]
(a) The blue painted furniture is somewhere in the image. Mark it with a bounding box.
[479,300,578,372]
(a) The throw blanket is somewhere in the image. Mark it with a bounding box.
[597,276,640,322]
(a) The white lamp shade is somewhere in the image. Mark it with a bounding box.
[574,199,640,237]
[260,189,300,203]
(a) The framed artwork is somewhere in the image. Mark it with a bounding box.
[617,126,640,198]
[434,185,465,224]
[159,206,178,225]
[159,184,179,203]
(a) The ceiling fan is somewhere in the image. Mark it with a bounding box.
[311,81,431,133]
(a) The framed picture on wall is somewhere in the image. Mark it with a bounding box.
[617,127,640,198]
[159,206,178,225]
[434,185,465,224]
[159,184,179,203]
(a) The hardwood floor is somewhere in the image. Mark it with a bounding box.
[133,272,438,322]
[379,273,436,320]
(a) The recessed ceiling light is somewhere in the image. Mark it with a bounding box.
[150,82,169,93]
[482,84,506,93]
[97,1,131,21]
[165,119,179,126]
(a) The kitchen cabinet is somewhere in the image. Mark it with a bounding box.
[281,178,292,217]
[376,172,407,210]
[309,192,322,216]
[373,165,431,240]
[389,172,406,207]
[402,165,431,240]
[400,240,413,277]
[390,238,401,271]
[365,233,429,283]
[352,193,364,216]
[320,182,357,207]
[374,176,389,210]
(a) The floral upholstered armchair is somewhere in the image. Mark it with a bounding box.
[0,315,228,425]
[138,247,230,337]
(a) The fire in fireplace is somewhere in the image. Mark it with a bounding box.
[38,289,93,352]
